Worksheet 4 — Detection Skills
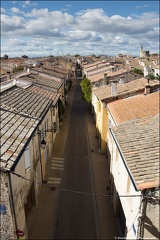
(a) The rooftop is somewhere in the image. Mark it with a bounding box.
[34,67,65,79]
[27,85,60,106]
[0,108,39,171]
[19,72,62,90]
[0,85,52,119]
[108,91,159,124]
[89,69,127,83]
[92,78,159,101]
[111,114,160,190]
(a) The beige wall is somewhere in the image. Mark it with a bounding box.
[91,91,109,154]
[6,105,59,238]
[10,137,41,237]
[99,102,108,154]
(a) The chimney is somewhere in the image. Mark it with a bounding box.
[111,67,115,72]
[7,72,11,80]
[104,73,109,85]
[144,78,151,95]
[111,80,117,96]
[119,76,125,84]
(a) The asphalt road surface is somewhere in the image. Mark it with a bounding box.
[52,80,99,239]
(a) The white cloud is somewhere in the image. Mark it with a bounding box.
[111,15,126,20]
[1,7,159,57]
[1,14,25,32]
[0,8,6,13]
[113,36,126,44]
[22,0,37,8]
[11,7,25,15]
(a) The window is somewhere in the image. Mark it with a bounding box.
[24,146,30,171]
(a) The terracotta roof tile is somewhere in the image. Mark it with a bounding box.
[89,69,127,82]
[92,78,159,100]
[27,85,60,106]
[34,67,65,79]
[108,91,159,124]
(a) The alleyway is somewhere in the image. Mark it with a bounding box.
[27,80,118,239]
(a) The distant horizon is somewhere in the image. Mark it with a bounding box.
[1,0,159,58]
[1,51,160,59]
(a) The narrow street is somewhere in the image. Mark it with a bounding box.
[52,80,99,239]
[27,78,118,240]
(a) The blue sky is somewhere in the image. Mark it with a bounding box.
[1,1,159,57]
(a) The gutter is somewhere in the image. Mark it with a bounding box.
[109,127,139,192]
[9,100,53,172]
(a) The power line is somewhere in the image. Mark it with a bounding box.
[11,171,159,199]
[60,187,142,198]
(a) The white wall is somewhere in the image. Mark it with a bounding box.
[107,111,141,239]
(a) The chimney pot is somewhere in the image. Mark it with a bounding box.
[144,83,151,95]
[111,80,117,96]
[104,73,109,85]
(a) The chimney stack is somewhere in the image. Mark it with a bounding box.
[119,76,125,84]
[144,78,151,95]
[104,73,109,85]
[111,80,117,96]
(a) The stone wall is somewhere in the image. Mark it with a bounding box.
[0,172,15,239]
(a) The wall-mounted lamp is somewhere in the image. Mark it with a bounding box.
[37,122,57,149]
[41,138,46,149]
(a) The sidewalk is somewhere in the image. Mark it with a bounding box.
[27,81,118,239]
[85,106,118,239]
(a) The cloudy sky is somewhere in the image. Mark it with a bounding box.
[1,0,159,58]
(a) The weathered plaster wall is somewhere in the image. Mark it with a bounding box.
[0,172,15,240]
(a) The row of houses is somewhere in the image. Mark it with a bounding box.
[0,61,76,239]
[80,53,160,79]
[82,60,160,239]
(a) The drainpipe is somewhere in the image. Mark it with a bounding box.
[137,189,148,239]
[8,171,19,239]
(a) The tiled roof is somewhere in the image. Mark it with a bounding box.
[108,91,159,124]
[82,60,102,69]
[87,65,114,76]
[87,62,111,72]
[0,85,52,119]
[20,73,62,90]
[92,78,159,101]
[111,114,160,190]
[89,69,127,83]
[0,108,39,171]
[43,66,68,74]
[34,67,65,79]
[27,85,60,106]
